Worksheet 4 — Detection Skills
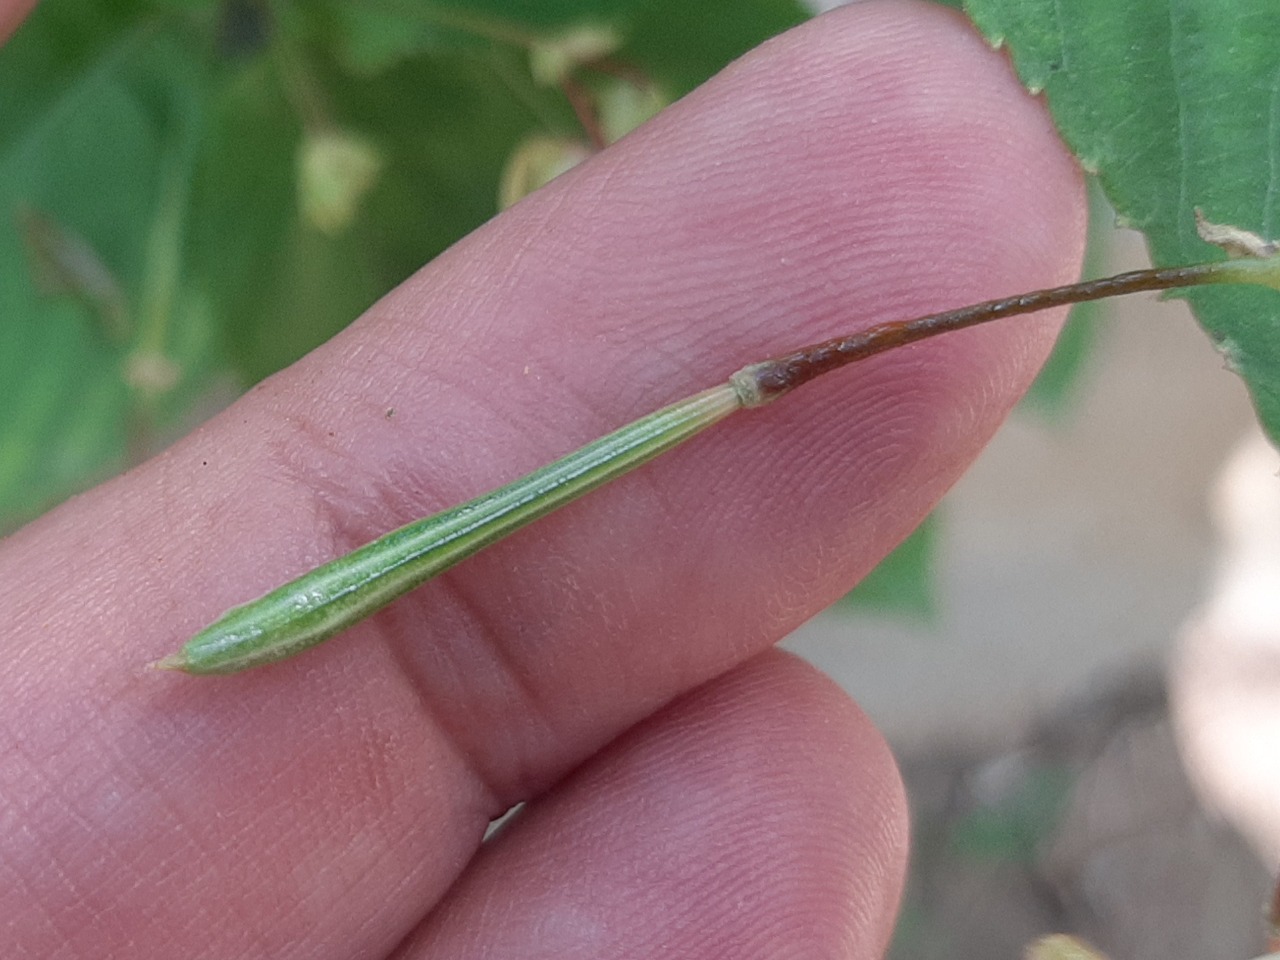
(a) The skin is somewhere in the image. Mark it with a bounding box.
[0,2,1085,958]
[0,0,32,43]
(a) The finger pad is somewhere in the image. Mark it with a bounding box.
[406,653,907,959]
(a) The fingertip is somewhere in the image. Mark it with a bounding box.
[725,651,911,945]
[405,651,908,959]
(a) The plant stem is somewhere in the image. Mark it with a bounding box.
[732,261,1228,405]
[157,253,1280,675]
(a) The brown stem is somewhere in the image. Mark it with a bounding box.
[733,262,1221,406]
[560,75,607,150]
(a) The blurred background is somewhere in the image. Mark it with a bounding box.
[3,1,1277,957]
[788,222,1279,959]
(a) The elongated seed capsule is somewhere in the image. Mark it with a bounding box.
[156,385,743,674]
[157,243,1280,675]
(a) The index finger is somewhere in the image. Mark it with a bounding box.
[1,2,1085,958]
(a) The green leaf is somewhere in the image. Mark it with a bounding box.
[183,55,296,377]
[308,0,646,68]
[189,5,557,381]
[308,3,449,75]
[316,47,548,281]
[838,514,938,618]
[225,217,383,385]
[0,3,218,530]
[0,0,149,160]
[420,0,647,32]
[964,0,1280,445]
[622,0,809,96]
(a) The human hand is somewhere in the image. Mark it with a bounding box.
[1,2,1085,957]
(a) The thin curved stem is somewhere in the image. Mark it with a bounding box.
[157,251,1280,675]
[731,262,1223,405]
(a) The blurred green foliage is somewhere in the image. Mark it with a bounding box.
[0,0,806,531]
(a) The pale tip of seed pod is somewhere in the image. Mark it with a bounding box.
[150,651,191,672]
[729,363,771,408]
